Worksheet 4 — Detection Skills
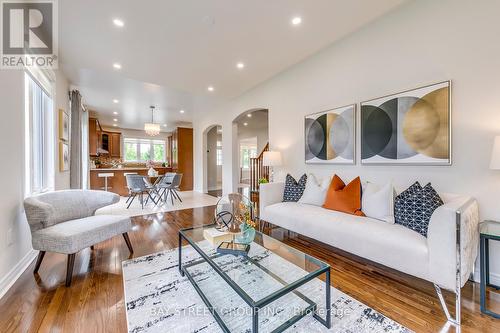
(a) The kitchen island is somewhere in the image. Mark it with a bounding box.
[90,167,172,196]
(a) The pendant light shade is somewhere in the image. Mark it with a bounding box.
[144,106,160,136]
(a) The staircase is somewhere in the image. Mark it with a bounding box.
[249,143,269,192]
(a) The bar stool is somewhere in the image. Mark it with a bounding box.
[98,173,114,191]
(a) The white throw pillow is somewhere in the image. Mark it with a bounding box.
[362,181,395,223]
[298,174,331,206]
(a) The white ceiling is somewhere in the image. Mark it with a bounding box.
[59,0,407,130]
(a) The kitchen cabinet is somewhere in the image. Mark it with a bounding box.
[171,127,193,191]
[110,132,121,157]
[88,118,121,158]
[89,118,101,156]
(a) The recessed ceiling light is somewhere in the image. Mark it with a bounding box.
[236,62,245,69]
[207,86,214,92]
[113,124,118,127]
[243,122,248,126]
[180,110,185,114]
[113,18,124,27]
[113,118,118,122]
[113,99,119,103]
[113,111,118,115]
[247,114,252,118]
[291,16,302,25]
[113,63,122,70]
[163,124,167,127]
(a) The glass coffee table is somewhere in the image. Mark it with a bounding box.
[178,224,331,332]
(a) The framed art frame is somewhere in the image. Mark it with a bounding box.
[59,109,69,142]
[360,81,451,165]
[59,141,69,171]
[305,104,356,164]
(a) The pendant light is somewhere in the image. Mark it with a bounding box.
[144,105,160,136]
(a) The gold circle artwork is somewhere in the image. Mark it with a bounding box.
[402,87,449,159]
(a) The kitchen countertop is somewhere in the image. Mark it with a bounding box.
[90,167,171,171]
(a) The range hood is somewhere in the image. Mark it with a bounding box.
[97,147,109,155]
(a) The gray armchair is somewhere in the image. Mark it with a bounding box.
[24,190,133,286]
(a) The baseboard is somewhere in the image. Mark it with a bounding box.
[0,249,37,300]
[473,269,500,286]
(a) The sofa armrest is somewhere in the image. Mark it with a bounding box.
[83,190,120,214]
[24,197,55,232]
[259,182,284,217]
[427,196,479,290]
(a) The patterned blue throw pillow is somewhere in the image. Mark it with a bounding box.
[283,174,307,202]
[394,182,444,237]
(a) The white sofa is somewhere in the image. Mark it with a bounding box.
[260,182,480,325]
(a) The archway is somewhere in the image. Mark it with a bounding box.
[202,124,223,197]
[231,109,269,198]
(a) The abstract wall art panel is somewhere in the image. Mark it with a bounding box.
[305,104,355,164]
[361,81,451,165]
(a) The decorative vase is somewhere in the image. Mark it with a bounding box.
[235,222,256,244]
[148,167,156,176]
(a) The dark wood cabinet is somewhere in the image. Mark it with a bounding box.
[171,127,193,191]
[110,132,121,157]
[101,132,110,152]
[89,118,101,156]
[88,118,121,158]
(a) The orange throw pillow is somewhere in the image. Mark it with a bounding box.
[323,175,365,216]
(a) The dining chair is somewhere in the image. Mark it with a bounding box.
[125,174,158,209]
[158,173,183,205]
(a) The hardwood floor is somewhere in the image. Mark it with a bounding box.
[0,206,498,332]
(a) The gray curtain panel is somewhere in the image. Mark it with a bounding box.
[70,90,83,189]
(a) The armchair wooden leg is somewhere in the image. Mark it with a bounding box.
[33,251,46,274]
[65,254,76,287]
[123,233,134,254]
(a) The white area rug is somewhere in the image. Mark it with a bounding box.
[96,191,219,217]
[122,241,412,333]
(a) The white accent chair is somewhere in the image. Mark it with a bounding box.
[259,182,480,326]
[24,190,133,286]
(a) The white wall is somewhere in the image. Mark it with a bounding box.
[0,69,71,297]
[54,70,70,190]
[206,126,222,190]
[0,71,37,295]
[193,0,500,280]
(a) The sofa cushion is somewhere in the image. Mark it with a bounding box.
[283,174,307,202]
[395,182,444,237]
[298,174,330,206]
[32,215,132,254]
[263,202,429,280]
[362,181,395,223]
[323,175,364,216]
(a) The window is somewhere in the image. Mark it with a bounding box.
[240,141,257,169]
[216,140,222,166]
[124,138,166,162]
[25,72,54,194]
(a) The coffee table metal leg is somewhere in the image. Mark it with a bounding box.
[252,307,259,333]
[178,232,184,276]
[312,268,331,329]
[326,268,331,328]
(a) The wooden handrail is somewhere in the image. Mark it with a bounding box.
[249,143,269,192]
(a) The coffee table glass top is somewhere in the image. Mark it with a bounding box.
[480,220,500,238]
[180,224,329,305]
